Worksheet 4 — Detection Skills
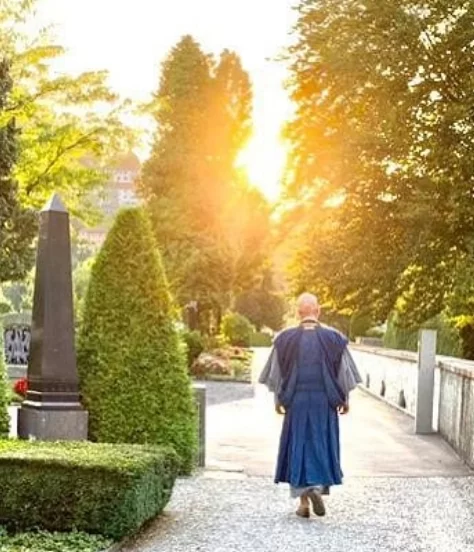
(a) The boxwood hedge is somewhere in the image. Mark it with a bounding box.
[0,440,179,540]
[77,208,196,473]
[0,527,112,552]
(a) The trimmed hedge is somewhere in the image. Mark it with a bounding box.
[0,440,179,540]
[0,332,9,438]
[0,528,112,552]
[249,331,272,347]
[78,208,197,473]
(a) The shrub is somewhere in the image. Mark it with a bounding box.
[365,327,384,338]
[349,312,375,340]
[181,330,204,368]
[0,332,9,438]
[384,311,462,357]
[0,528,112,552]
[220,312,254,347]
[0,440,179,540]
[249,331,272,347]
[203,333,227,351]
[77,208,196,474]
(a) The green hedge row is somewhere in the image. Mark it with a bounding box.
[249,331,273,347]
[0,527,112,552]
[0,440,179,540]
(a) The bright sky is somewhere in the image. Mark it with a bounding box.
[34,0,297,201]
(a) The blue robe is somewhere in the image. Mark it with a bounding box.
[260,325,360,492]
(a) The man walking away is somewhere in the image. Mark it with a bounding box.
[259,293,361,518]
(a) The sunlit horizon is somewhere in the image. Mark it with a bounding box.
[33,0,297,202]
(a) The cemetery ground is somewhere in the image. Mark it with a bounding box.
[2,348,474,551]
[116,349,474,552]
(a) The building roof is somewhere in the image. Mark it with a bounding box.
[111,152,141,171]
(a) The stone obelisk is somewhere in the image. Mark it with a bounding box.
[18,194,88,440]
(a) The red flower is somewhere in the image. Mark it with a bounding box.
[14,377,28,397]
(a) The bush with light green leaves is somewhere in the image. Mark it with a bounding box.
[221,312,254,347]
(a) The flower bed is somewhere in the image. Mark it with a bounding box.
[0,440,179,541]
[191,347,253,383]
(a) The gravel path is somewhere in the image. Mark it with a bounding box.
[120,349,474,551]
[121,475,474,552]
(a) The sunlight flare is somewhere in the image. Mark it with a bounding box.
[237,135,287,202]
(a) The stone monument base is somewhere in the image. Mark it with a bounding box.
[18,405,88,441]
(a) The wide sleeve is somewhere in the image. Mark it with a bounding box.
[258,346,282,393]
[337,347,362,398]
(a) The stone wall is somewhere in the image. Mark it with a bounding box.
[351,344,474,468]
[437,358,474,468]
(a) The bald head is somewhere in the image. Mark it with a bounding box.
[296,293,320,320]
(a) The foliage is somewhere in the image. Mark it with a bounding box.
[384,311,462,357]
[220,312,254,347]
[235,271,286,331]
[0,0,136,220]
[0,440,179,540]
[0,276,32,313]
[181,330,205,368]
[284,0,474,346]
[0,527,112,552]
[365,327,385,339]
[78,208,196,473]
[0,59,36,284]
[0,331,8,438]
[73,256,95,327]
[140,36,270,330]
[0,289,12,315]
[249,331,273,347]
[349,312,376,341]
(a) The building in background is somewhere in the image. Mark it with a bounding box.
[78,152,141,247]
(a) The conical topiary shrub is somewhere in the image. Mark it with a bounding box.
[77,208,196,473]
[0,330,10,438]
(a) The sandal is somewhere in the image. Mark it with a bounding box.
[296,505,310,518]
[308,490,326,517]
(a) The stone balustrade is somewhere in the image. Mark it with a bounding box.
[351,343,474,468]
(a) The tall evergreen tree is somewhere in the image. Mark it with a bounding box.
[0,59,36,284]
[141,36,269,330]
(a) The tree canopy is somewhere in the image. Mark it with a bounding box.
[1,0,136,220]
[0,58,36,283]
[283,0,474,342]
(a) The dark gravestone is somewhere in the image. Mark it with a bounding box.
[18,194,88,440]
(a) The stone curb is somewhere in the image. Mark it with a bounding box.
[357,384,414,419]
[105,536,133,552]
